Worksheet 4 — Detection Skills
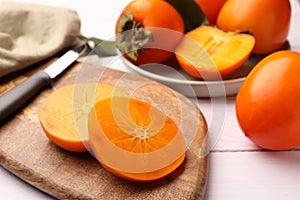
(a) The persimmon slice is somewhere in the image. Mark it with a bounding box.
[175,25,255,80]
[88,97,186,182]
[38,83,127,152]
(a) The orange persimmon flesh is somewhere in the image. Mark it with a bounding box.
[88,97,186,182]
[38,83,127,152]
[175,25,255,80]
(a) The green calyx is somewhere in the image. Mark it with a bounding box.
[116,12,154,61]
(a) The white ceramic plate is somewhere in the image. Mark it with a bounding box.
[119,52,264,98]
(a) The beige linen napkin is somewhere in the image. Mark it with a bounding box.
[0,1,81,77]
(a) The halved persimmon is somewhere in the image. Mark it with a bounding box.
[38,83,127,152]
[175,25,255,80]
[88,97,186,182]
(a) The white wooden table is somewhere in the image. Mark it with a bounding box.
[1,0,300,199]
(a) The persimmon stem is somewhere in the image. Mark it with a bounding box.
[116,12,154,61]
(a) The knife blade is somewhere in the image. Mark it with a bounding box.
[0,44,87,123]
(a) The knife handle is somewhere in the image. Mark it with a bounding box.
[0,71,52,123]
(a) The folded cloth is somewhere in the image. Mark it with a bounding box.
[0,1,81,77]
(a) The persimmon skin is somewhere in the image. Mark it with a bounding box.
[194,0,227,24]
[116,0,184,33]
[217,0,291,54]
[175,25,255,80]
[101,153,186,182]
[236,51,300,150]
[115,0,184,65]
[88,97,186,182]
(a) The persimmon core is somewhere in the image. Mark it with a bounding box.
[202,31,227,54]
[134,126,149,138]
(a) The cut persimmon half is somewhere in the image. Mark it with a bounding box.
[175,25,255,80]
[38,83,127,152]
[88,97,186,182]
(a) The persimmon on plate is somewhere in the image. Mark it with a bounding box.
[38,83,127,152]
[175,25,255,80]
[195,0,227,24]
[217,0,291,54]
[115,0,184,65]
[117,25,257,97]
[88,96,187,182]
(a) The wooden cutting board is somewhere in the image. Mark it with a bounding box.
[0,58,208,200]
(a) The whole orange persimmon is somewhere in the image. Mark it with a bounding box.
[115,0,184,65]
[194,0,227,24]
[236,51,300,150]
[217,0,291,54]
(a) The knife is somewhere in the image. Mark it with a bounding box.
[0,44,87,122]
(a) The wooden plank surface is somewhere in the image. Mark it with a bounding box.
[0,60,208,199]
[205,151,300,200]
